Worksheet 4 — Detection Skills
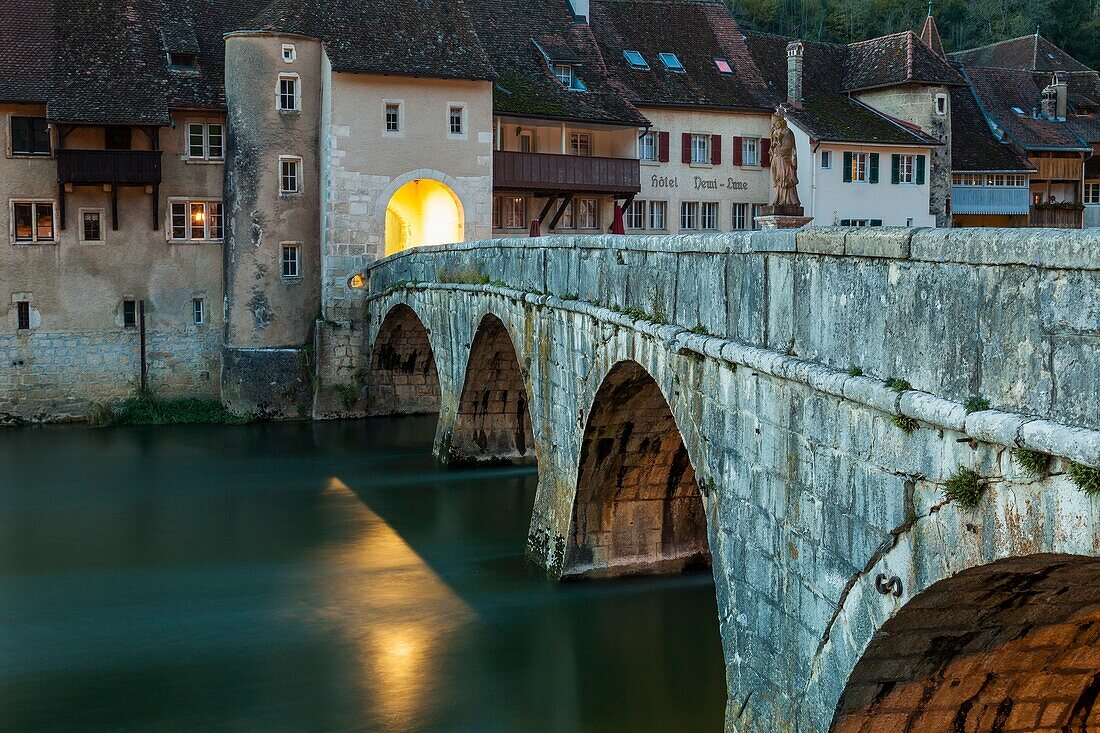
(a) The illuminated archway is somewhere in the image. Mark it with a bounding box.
[384,179,464,255]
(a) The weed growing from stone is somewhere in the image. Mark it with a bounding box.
[847,366,863,377]
[437,266,487,285]
[334,383,359,411]
[560,292,579,301]
[965,395,990,414]
[1012,449,1051,477]
[943,467,984,509]
[97,390,247,427]
[891,414,919,434]
[690,324,712,336]
[1068,462,1100,495]
[884,377,912,392]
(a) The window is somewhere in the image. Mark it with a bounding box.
[649,201,667,230]
[554,63,574,87]
[626,201,645,229]
[714,58,733,74]
[742,138,759,166]
[10,117,50,155]
[731,203,749,230]
[282,44,296,63]
[578,198,598,229]
[935,93,948,116]
[192,297,205,325]
[281,244,301,278]
[638,131,657,161]
[492,196,502,228]
[659,52,684,72]
[385,103,401,133]
[845,152,875,183]
[1012,106,1026,116]
[187,122,224,160]
[700,202,719,230]
[167,52,197,70]
[504,196,525,229]
[570,132,592,157]
[624,50,649,69]
[559,199,575,228]
[278,74,300,111]
[691,134,710,164]
[1086,183,1100,204]
[891,154,925,185]
[751,203,764,229]
[448,105,465,136]
[122,300,137,328]
[820,150,832,169]
[839,219,882,227]
[897,154,915,184]
[906,218,915,227]
[16,301,30,331]
[280,156,301,194]
[168,200,223,241]
[12,201,54,243]
[680,201,699,230]
[518,130,533,152]
[81,210,103,242]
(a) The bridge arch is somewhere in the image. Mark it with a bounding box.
[365,304,441,415]
[563,360,710,578]
[831,553,1100,732]
[445,313,535,466]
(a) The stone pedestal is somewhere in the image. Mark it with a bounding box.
[754,204,812,229]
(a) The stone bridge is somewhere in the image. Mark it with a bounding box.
[355,228,1100,732]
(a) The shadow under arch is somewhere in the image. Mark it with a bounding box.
[445,313,535,466]
[831,553,1100,732]
[366,304,441,416]
[562,360,709,579]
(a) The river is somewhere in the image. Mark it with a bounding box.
[0,416,725,732]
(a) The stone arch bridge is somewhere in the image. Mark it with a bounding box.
[353,228,1100,732]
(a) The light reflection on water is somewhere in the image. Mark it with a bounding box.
[0,417,725,732]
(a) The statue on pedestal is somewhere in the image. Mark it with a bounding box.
[769,110,801,209]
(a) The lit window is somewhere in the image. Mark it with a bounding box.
[680,201,699,230]
[659,52,684,72]
[820,150,832,169]
[282,44,296,63]
[578,198,598,229]
[280,157,301,194]
[626,201,645,229]
[742,138,759,166]
[731,203,748,230]
[570,132,592,157]
[701,201,719,230]
[278,74,300,111]
[192,298,205,325]
[504,197,525,229]
[122,300,137,328]
[16,301,30,330]
[168,200,223,241]
[690,134,710,164]
[187,122,224,160]
[714,58,733,74]
[638,131,657,161]
[81,211,103,242]
[385,103,401,132]
[649,201,667,230]
[847,152,870,183]
[449,105,465,135]
[10,117,50,155]
[1086,182,1100,204]
[624,50,649,69]
[12,201,54,243]
[281,244,301,278]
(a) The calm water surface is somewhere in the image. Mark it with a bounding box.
[0,417,725,732]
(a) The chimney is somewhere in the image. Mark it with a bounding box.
[1053,71,1068,119]
[787,41,804,107]
[568,0,589,22]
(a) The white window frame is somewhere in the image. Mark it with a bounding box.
[167,198,224,242]
[277,73,301,112]
[898,154,916,185]
[383,100,404,136]
[10,199,56,244]
[79,208,105,243]
[935,93,948,116]
[625,200,645,230]
[690,134,710,165]
[742,138,760,167]
[282,44,296,63]
[518,130,534,152]
[820,150,832,169]
[279,155,302,195]
[554,63,574,87]
[281,243,301,279]
[638,131,657,162]
[570,132,592,157]
[447,103,467,138]
[192,297,205,325]
[680,201,699,230]
[559,199,575,229]
[577,198,599,229]
[504,196,526,229]
[700,201,719,230]
[851,152,869,183]
[731,202,748,230]
[1085,182,1100,204]
[185,120,224,161]
[649,200,667,230]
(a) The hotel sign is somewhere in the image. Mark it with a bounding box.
[649,174,750,191]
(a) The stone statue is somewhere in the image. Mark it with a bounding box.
[769,111,801,208]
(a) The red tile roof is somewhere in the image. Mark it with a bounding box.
[951,34,1092,73]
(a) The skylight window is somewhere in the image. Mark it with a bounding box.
[714,57,733,74]
[659,52,684,72]
[1012,106,1025,115]
[623,50,649,70]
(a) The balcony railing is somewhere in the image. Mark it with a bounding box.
[1029,206,1083,228]
[1031,157,1082,181]
[951,186,1030,216]
[494,151,640,194]
[57,149,162,185]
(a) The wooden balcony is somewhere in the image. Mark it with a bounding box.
[494,151,640,194]
[57,149,162,185]
[1031,156,1082,181]
[1029,206,1083,228]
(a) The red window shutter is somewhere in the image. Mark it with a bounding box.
[681,133,691,164]
[658,131,669,162]
[732,136,743,166]
[711,134,721,165]
[761,138,771,167]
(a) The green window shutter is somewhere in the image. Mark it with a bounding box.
[869,153,880,183]
[891,154,900,184]
[842,152,853,183]
[916,155,926,185]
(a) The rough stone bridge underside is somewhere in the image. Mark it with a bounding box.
[359,229,1100,732]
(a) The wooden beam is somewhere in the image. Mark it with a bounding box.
[111,184,119,231]
[537,196,557,225]
[151,183,159,231]
[58,182,66,231]
[548,193,574,230]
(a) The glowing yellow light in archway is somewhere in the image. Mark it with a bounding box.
[385,179,464,256]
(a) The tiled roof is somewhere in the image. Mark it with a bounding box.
[588,0,773,111]
[463,0,648,126]
[919,14,945,60]
[949,86,1034,172]
[0,0,56,103]
[844,31,966,91]
[964,66,1093,151]
[950,34,1093,73]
